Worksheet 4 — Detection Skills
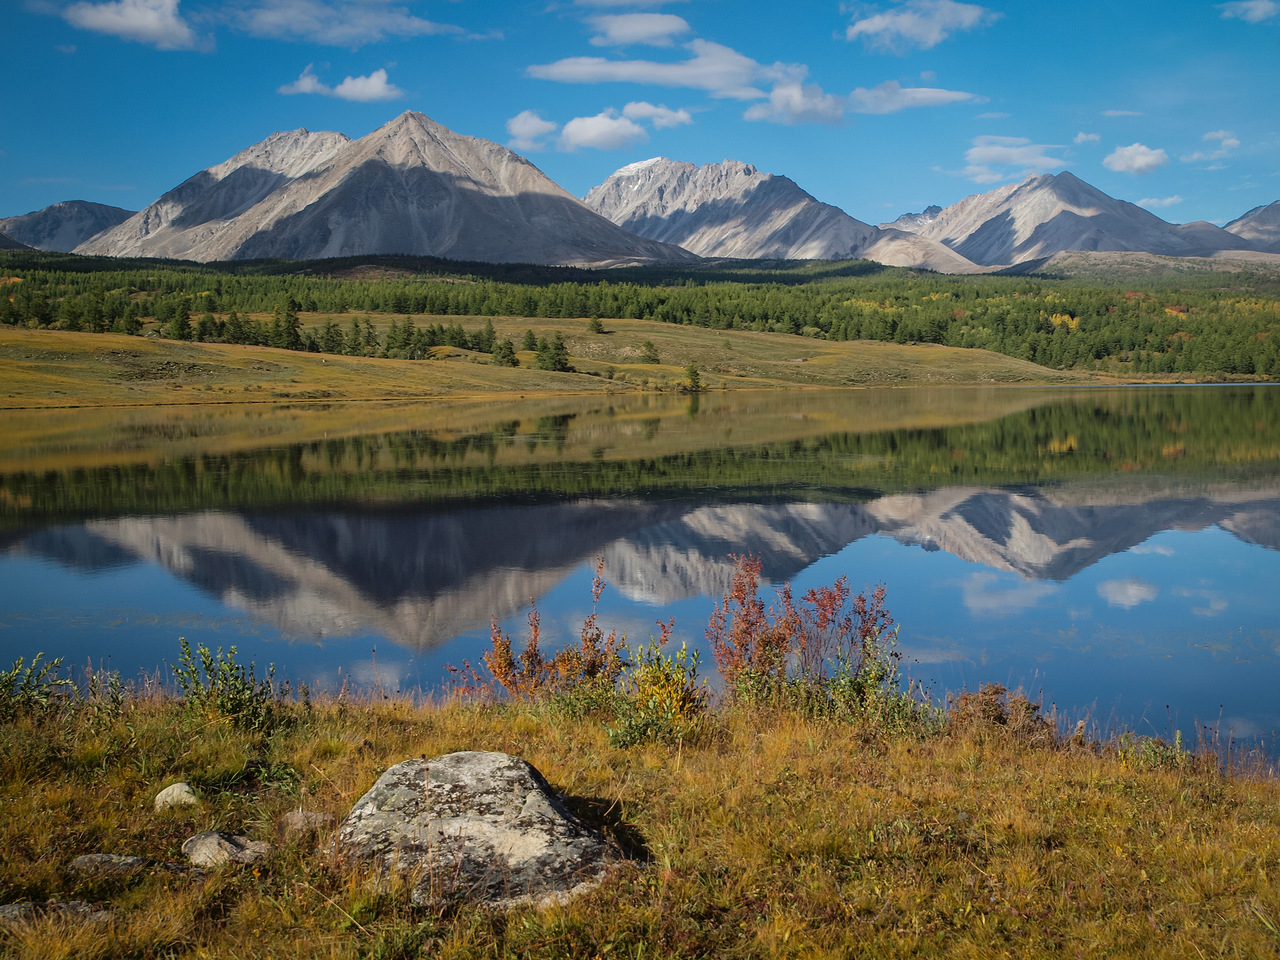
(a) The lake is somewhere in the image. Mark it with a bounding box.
[2,384,1278,744]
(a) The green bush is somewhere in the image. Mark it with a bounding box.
[0,653,74,722]
[171,637,281,733]
[607,639,707,747]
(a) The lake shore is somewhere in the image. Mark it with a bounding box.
[2,674,1278,958]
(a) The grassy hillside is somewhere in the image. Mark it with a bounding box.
[0,320,1089,410]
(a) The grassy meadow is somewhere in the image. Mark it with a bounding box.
[1,661,1278,959]
[0,315,1088,412]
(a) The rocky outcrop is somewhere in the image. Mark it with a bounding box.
[335,752,617,908]
[0,901,111,926]
[0,201,134,252]
[182,831,272,867]
[77,113,696,267]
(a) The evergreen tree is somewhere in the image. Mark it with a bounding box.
[522,328,537,351]
[491,337,519,367]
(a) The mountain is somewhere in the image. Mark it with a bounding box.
[0,201,135,252]
[77,112,696,266]
[1225,201,1280,253]
[0,231,30,250]
[584,157,982,273]
[882,172,1261,267]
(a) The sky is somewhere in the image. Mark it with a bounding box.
[3,0,1278,227]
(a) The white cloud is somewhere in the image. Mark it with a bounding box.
[744,76,846,124]
[1182,130,1241,163]
[622,100,692,129]
[1074,131,1100,144]
[529,38,765,99]
[961,135,1065,182]
[961,572,1057,617]
[278,64,403,101]
[589,13,690,47]
[1103,109,1142,117]
[1218,0,1279,22]
[1097,578,1158,609]
[62,0,197,50]
[847,0,1000,51]
[848,79,975,114]
[1129,543,1175,556]
[57,43,78,53]
[234,0,460,47]
[558,110,649,151]
[1137,195,1183,208]
[1173,585,1228,617]
[506,110,559,151]
[1103,142,1169,175]
[977,111,1008,119]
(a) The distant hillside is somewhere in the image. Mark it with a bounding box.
[0,231,30,250]
[1226,201,1280,253]
[0,201,134,252]
[884,172,1262,267]
[585,157,981,273]
[77,112,696,267]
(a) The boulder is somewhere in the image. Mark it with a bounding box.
[334,751,617,909]
[182,831,272,867]
[154,782,198,811]
[68,853,199,878]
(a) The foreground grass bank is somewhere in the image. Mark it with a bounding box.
[2,675,1279,958]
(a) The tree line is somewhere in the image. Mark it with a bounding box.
[2,250,1278,378]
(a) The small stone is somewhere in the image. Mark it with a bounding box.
[182,831,272,867]
[154,782,199,811]
[281,810,336,836]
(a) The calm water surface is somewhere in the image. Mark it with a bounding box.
[2,385,1277,742]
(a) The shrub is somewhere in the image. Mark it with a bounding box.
[946,683,1056,747]
[608,624,706,747]
[171,637,281,733]
[0,653,74,722]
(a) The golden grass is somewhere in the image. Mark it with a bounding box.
[2,689,1278,959]
[0,318,1090,413]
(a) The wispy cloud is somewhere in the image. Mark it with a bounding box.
[588,13,690,47]
[278,64,404,101]
[528,39,764,99]
[961,572,1057,616]
[506,110,558,152]
[1074,131,1100,145]
[1182,129,1240,163]
[233,0,461,47]
[1217,0,1279,22]
[849,79,976,114]
[961,135,1065,183]
[62,0,198,50]
[846,0,999,52]
[1104,142,1169,175]
[1137,195,1184,208]
[622,100,693,129]
[1173,585,1228,617]
[1097,578,1158,608]
[744,73,845,125]
[1103,109,1142,117]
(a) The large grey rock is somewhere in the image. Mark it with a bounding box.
[335,751,616,909]
[182,831,272,867]
[154,782,199,811]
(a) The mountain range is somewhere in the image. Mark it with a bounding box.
[4,110,1278,272]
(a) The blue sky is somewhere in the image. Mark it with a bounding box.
[4,0,1278,227]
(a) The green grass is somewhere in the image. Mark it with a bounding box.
[1,665,1278,958]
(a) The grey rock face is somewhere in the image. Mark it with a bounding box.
[68,853,199,878]
[154,782,199,811]
[584,157,981,272]
[182,831,272,867]
[76,112,696,266]
[335,751,616,909]
[0,201,134,252]
[1225,200,1280,253]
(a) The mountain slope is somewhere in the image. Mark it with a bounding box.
[77,113,695,266]
[0,201,134,252]
[1225,201,1280,253]
[585,157,982,272]
[884,172,1260,266]
[0,231,30,250]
